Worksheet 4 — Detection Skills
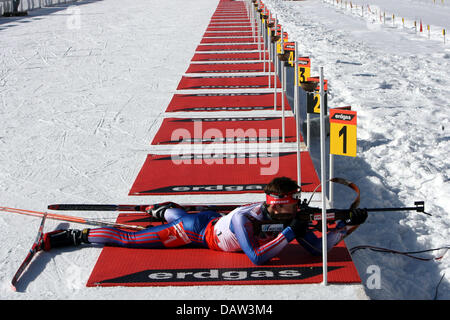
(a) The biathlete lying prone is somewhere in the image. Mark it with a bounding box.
[41,177,367,265]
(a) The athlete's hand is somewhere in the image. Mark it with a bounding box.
[289,217,308,239]
[345,208,368,226]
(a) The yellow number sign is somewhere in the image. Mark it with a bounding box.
[276,32,288,54]
[330,109,357,157]
[297,57,311,84]
[306,78,328,114]
[306,92,328,114]
[283,42,295,67]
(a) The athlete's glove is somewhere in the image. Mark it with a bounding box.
[345,208,368,226]
[289,216,309,239]
[145,202,182,221]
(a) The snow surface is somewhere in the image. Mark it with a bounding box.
[0,0,448,300]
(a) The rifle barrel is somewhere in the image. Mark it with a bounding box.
[365,207,421,212]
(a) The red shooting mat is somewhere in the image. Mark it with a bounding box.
[211,13,248,15]
[186,62,273,73]
[208,18,250,22]
[208,24,255,29]
[191,52,269,61]
[213,9,247,12]
[177,75,281,89]
[86,214,361,287]
[165,92,290,112]
[209,17,252,20]
[200,37,263,44]
[204,28,254,34]
[128,152,319,196]
[151,116,299,145]
[210,20,249,24]
[203,32,256,37]
[209,19,250,23]
[196,44,260,52]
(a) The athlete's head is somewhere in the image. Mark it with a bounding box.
[264,177,301,219]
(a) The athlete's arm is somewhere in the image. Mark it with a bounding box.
[231,213,296,265]
[297,221,350,256]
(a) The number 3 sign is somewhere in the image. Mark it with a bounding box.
[330,109,357,157]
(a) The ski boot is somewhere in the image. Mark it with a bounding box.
[40,229,90,251]
[144,202,182,222]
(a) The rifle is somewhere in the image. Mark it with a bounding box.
[293,177,430,229]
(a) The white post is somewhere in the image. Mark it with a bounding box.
[306,113,311,149]
[295,42,301,186]
[257,1,262,65]
[319,67,328,286]
[268,20,271,88]
[251,1,255,39]
[329,153,334,208]
[280,28,285,143]
[273,16,278,110]
[265,16,268,73]
[280,27,284,112]
[282,65,285,143]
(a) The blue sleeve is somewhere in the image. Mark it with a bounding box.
[231,213,295,265]
[298,221,349,256]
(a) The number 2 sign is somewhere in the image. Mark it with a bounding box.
[330,109,357,157]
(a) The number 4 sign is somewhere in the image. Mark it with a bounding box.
[330,109,357,157]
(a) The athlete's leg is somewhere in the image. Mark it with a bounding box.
[181,211,222,246]
[87,219,192,249]
[164,208,189,223]
[87,210,221,249]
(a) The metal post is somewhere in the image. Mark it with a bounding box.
[280,28,284,113]
[295,42,301,186]
[280,28,285,143]
[273,16,278,111]
[319,67,328,286]
[251,1,255,39]
[329,153,334,208]
[257,1,262,62]
[282,66,285,143]
[306,113,311,149]
[268,20,271,88]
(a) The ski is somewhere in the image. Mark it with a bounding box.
[47,201,427,218]
[11,212,47,291]
[48,204,142,211]
[46,203,354,224]
[0,207,145,230]
[47,203,242,213]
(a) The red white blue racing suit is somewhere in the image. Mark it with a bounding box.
[87,202,351,265]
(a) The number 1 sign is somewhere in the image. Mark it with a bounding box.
[330,109,357,157]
